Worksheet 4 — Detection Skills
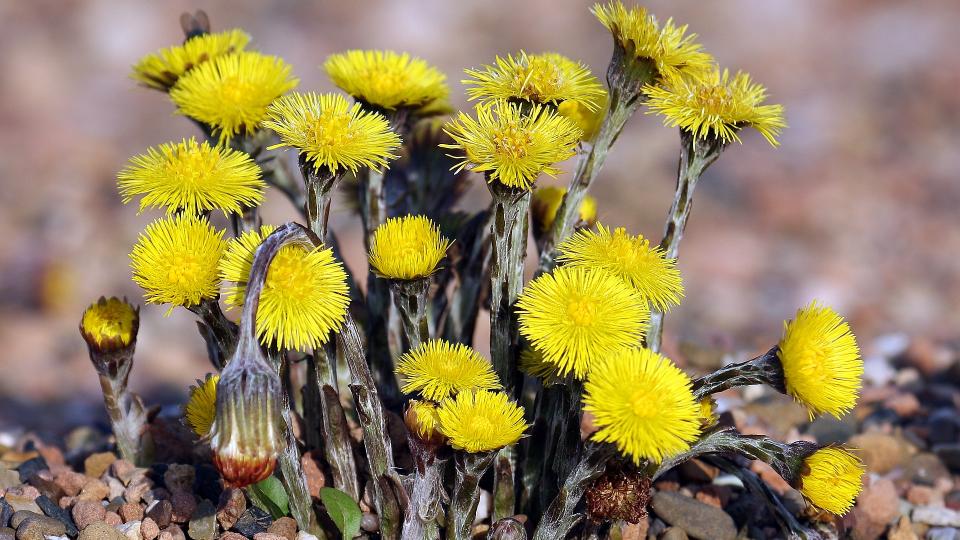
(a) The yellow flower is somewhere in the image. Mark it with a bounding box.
[131,29,250,90]
[368,215,451,280]
[170,51,298,144]
[404,400,446,445]
[557,223,684,311]
[557,89,608,141]
[324,50,449,111]
[130,214,226,311]
[263,92,401,174]
[186,374,219,437]
[437,391,527,453]
[464,52,605,111]
[645,68,786,146]
[219,226,350,350]
[530,186,598,234]
[592,1,713,84]
[518,347,564,387]
[118,137,264,215]
[796,447,864,515]
[584,348,701,464]
[516,266,649,379]
[698,398,718,429]
[442,102,581,190]
[778,301,862,419]
[80,297,138,349]
[396,340,501,401]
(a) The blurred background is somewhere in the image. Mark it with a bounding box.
[1,0,958,437]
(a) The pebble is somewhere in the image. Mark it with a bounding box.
[217,488,246,530]
[187,499,217,540]
[914,506,960,527]
[111,460,138,486]
[927,528,960,540]
[78,478,110,502]
[124,476,153,504]
[164,464,195,494]
[908,486,937,506]
[53,469,87,497]
[0,468,19,490]
[234,507,272,538]
[83,452,116,479]
[219,533,247,540]
[15,457,48,481]
[907,454,951,487]
[117,520,142,540]
[935,444,960,472]
[806,415,857,445]
[159,524,186,540]
[0,499,11,528]
[146,499,173,528]
[660,528,689,540]
[0,527,12,540]
[170,491,197,523]
[2,495,41,515]
[15,513,67,539]
[267,516,298,540]
[119,502,144,522]
[34,494,77,536]
[253,534,287,540]
[105,511,123,526]
[301,453,325,499]
[849,432,911,474]
[650,491,736,540]
[72,500,106,530]
[296,533,320,540]
[141,517,160,540]
[77,520,127,540]
[853,478,899,540]
[887,515,918,540]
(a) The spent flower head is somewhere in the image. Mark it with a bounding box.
[796,447,864,515]
[531,186,598,235]
[368,215,451,280]
[186,373,219,437]
[131,29,250,91]
[437,391,527,453]
[464,52,605,111]
[396,339,501,401]
[324,50,449,111]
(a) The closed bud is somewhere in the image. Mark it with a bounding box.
[79,296,139,379]
[404,400,447,448]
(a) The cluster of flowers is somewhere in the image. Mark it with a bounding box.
[76,3,864,539]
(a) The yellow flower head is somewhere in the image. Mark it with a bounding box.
[131,29,251,91]
[557,89,608,142]
[584,348,701,464]
[396,339,501,401]
[130,214,226,311]
[698,398,719,429]
[519,346,564,387]
[531,186,598,234]
[557,223,684,311]
[516,266,649,379]
[778,301,862,419]
[81,297,139,349]
[405,400,445,444]
[324,50,449,111]
[170,51,298,144]
[645,68,786,146]
[186,373,219,437]
[437,391,527,453]
[592,1,713,84]
[118,137,264,215]
[442,102,581,190]
[797,447,864,515]
[464,52,605,111]
[219,225,350,350]
[263,92,401,175]
[368,215,451,280]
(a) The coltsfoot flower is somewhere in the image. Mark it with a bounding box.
[186,373,219,437]
[170,51,298,143]
[645,68,786,146]
[531,186,598,235]
[404,399,446,446]
[464,52,605,111]
[795,447,864,515]
[557,89,608,142]
[263,92,401,174]
[437,391,527,453]
[131,29,250,91]
[118,137,264,215]
[130,214,226,312]
[516,266,648,378]
[324,50,449,111]
[557,223,684,311]
[777,301,862,419]
[442,101,581,190]
[396,340,501,401]
[368,215,451,280]
[80,296,139,353]
[584,348,701,463]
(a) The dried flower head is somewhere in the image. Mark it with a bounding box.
[118,137,264,215]
[442,101,581,190]
[796,447,864,515]
[324,50,449,110]
[645,68,786,146]
[558,223,684,311]
[219,226,350,350]
[531,186,598,235]
[437,391,527,453]
[186,373,219,437]
[464,52,605,111]
[778,301,862,419]
[517,266,649,379]
[130,214,226,312]
[586,468,651,524]
[170,51,298,144]
[368,215,451,280]
[396,339,501,401]
[585,348,701,464]
[80,297,139,352]
[557,89,608,142]
[263,92,401,174]
[404,399,446,446]
[131,29,250,90]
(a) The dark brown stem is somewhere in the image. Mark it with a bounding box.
[691,347,783,401]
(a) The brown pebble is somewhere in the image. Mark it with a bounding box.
[141,517,160,540]
[170,491,197,523]
[163,464,196,494]
[119,502,144,522]
[105,511,123,526]
[907,485,935,506]
[267,516,297,540]
[78,479,110,502]
[253,533,287,540]
[37,445,65,467]
[110,460,137,485]
[16,514,67,537]
[217,488,246,530]
[58,496,75,509]
[83,452,117,478]
[123,477,153,504]
[54,470,88,497]
[4,485,40,500]
[219,533,247,540]
[301,453,325,499]
[146,499,173,528]
[159,524,186,540]
[72,500,106,530]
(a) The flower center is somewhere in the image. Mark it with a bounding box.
[219,75,256,106]
[695,85,733,115]
[169,149,213,188]
[265,247,313,298]
[515,58,563,100]
[494,122,532,160]
[629,389,657,418]
[566,295,598,327]
[168,251,204,288]
[310,111,354,151]
[607,233,639,267]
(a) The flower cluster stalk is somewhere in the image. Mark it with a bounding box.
[691,346,783,400]
[446,451,496,540]
[392,278,431,349]
[188,298,238,370]
[277,358,320,534]
[532,444,615,540]
[401,437,447,540]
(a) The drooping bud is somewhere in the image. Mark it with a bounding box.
[80,296,140,377]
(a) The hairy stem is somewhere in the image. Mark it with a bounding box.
[189,298,238,371]
[532,444,615,540]
[98,374,149,465]
[446,451,496,540]
[401,438,447,540]
[304,351,360,501]
[391,278,431,350]
[691,346,783,400]
[276,358,320,534]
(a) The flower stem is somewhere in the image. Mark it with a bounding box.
[391,278,431,350]
[276,356,320,534]
[691,346,783,400]
[401,437,447,540]
[446,451,496,540]
[189,298,238,370]
[531,443,615,540]
[98,374,149,465]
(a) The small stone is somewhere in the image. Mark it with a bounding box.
[852,478,899,540]
[887,516,918,540]
[159,524,186,540]
[781,489,807,517]
[111,461,138,486]
[64,427,108,458]
[660,527,689,540]
[119,502,143,523]
[187,499,217,540]
[885,392,922,417]
[77,520,127,540]
[301,454,325,499]
[806,415,857,445]
[0,526,13,540]
[72,500,106,530]
[927,528,960,540]
[146,500,173,528]
[295,533,319,540]
[234,507,272,537]
[217,488,246,530]
[78,479,110,502]
[1,495,40,515]
[105,511,123,526]
[908,485,936,506]
[164,465,195,494]
[117,520,141,540]
[360,513,378,533]
[253,534,286,540]
[946,491,960,511]
[267,516,297,540]
[219,533,247,540]
[124,477,153,504]
[749,460,791,495]
[84,452,117,479]
[0,467,19,490]
[913,506,960,527]
[3,486,39,501]
[53,470,87,497]
[849,432,911,474]
[620,520,648,540]
[15,457,49,481]
[141,517,160,540]
[936,444,960,473]
[15,513,67,539]
[106,476,126,500]
[35,494,77,536]
[9,511,42,528]
[677,460,718,484]
[650,491,736,540]
[0,500,11,529]
[906,454,951,487]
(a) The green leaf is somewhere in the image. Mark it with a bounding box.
[247,476,290,519]
[320,487,362,540]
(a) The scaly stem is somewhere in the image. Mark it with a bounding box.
[691,346,783,400]
[98,374,149,465]
[391,278,431,350]
[276,357,320,535]
[446,451,496,540]
[532,444,615,540]
[189,298,238,371]
[401,438,447,540]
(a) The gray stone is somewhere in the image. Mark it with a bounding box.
[650,491,736,540]
[914,505,960,527]
[927,528,960,540]
[661,527,689,540]
[0,527,13,540]
[936,444,960,472]
[0,495,40,515]
[77,521,127,540]
[234,507,272,537]
[34,494,77,536]
[0,467,20,490]
[14,457,48,481]
[805,415,857,445]
[117,520,142,540]
[0,500,11,529]
[187,499,217,540]
[907,454,952,487]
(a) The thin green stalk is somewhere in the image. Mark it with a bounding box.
[446,451,496,540]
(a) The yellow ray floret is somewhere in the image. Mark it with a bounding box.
[186,373,219,437]
[263,92,401,175]
[219,225,350,350]
[368,215,451,280]
[118,137,264,215]
[442,102,581,190]
[558,223,684,311]
[130,214,226,311]
[324,50,449,110]
[464,52,605,111]
[131,29,251,91]
[170,51,298,144]
[531,186,598,234]
[592,1,712,84]
[645,68,786,146]
[516,266,649,379]
[778,301,862,419]
[81,297,138,348]
[584,348,701,464]
[437,391,527,453]
[797,447,864,515]
[396,339,501,401]
[557,89,608,142]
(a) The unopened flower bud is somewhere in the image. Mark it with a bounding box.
[405,400,446,448]
[79,296,139,378]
